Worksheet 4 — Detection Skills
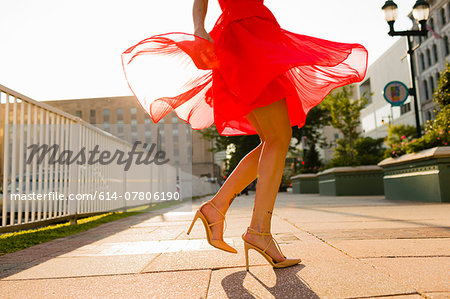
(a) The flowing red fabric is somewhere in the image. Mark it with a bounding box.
[122,0,368,136]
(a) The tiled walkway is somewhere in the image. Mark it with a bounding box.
[1,192,449,298]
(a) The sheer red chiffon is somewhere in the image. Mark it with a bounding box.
[121,0,368,136]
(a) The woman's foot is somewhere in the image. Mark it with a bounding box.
[242,228,286,263]
[200,194,237,241]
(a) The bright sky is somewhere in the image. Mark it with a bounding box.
[0,0,418,101]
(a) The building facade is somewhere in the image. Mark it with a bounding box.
[42,96,221,180]
[358,37,416,139]
[413,0,450,122]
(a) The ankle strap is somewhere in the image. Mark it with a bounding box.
[203,201,227,232]
[208,201,225,219]
[247,227,285,258]
[247,227,272,236]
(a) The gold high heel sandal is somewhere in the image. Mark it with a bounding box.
[187,201,237,254]
[242,227,302,271]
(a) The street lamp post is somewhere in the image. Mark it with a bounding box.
[381,0,430,138]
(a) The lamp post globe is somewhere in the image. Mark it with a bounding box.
[382,0,398,22]
[412,0,430,21]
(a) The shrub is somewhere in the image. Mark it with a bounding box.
[385,63,450,158]
[330,136,385,167]
[384,124,417,158]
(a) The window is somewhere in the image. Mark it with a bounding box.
[118,119,123,133]
[173,126,179,142]
[429,77,435,95]
[75,110,82,118]
[442,7,447,26]
[432,44,438,63]
[400,102,411,115]
[130,107,137,120]
[426,110,432,121]
[359,79,372,104]
[117,108,123,120]
[145,130,151,144]
[445,36,450,56]
[103,109,109,123]
[171,114,178,124]
[420,53,425,70]
[103,110,110,132]
[90,109,96,124]
[159,126,165,146]
[426,48,432,66]
[424,80,430,101]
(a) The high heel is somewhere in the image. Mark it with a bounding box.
[242,227,301,271]
[187,201,237,254]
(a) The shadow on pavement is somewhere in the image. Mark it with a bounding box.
[0,202,190,280]
[221,265,319,298]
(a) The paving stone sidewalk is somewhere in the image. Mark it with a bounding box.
[0,192,449,298]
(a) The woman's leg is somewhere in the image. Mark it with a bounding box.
[201,112,266,240]
[243,98,292,262]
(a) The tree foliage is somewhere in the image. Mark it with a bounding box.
[321,85,384,166]
[434,62,450,107]
[292,104,331,172]
[292,104,331,149]
[199,125,261,175]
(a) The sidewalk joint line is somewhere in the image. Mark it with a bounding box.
[138,253,162,274]
[345,291,422,299]
[361,255,450,259]
[204,269,212,299]
[140,264,269,275]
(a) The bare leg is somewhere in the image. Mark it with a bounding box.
[201,112,265,240]
[242,98,292,262]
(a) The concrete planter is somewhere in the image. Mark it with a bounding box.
[378,146,450,202]
[317,165,384,196]
[290,174,318,194]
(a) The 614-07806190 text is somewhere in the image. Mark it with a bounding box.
[9,191,181,202]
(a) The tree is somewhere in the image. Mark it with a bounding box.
[321,86,370,162]
[292,104,331,172]
[321,85,384,166]
[434,62,450,107]
[199,125,261,175]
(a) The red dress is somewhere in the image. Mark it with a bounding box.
[121,0,368,136]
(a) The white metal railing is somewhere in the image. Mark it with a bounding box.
[0,84,218,230]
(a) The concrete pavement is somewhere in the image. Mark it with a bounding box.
[0,192,449,298]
